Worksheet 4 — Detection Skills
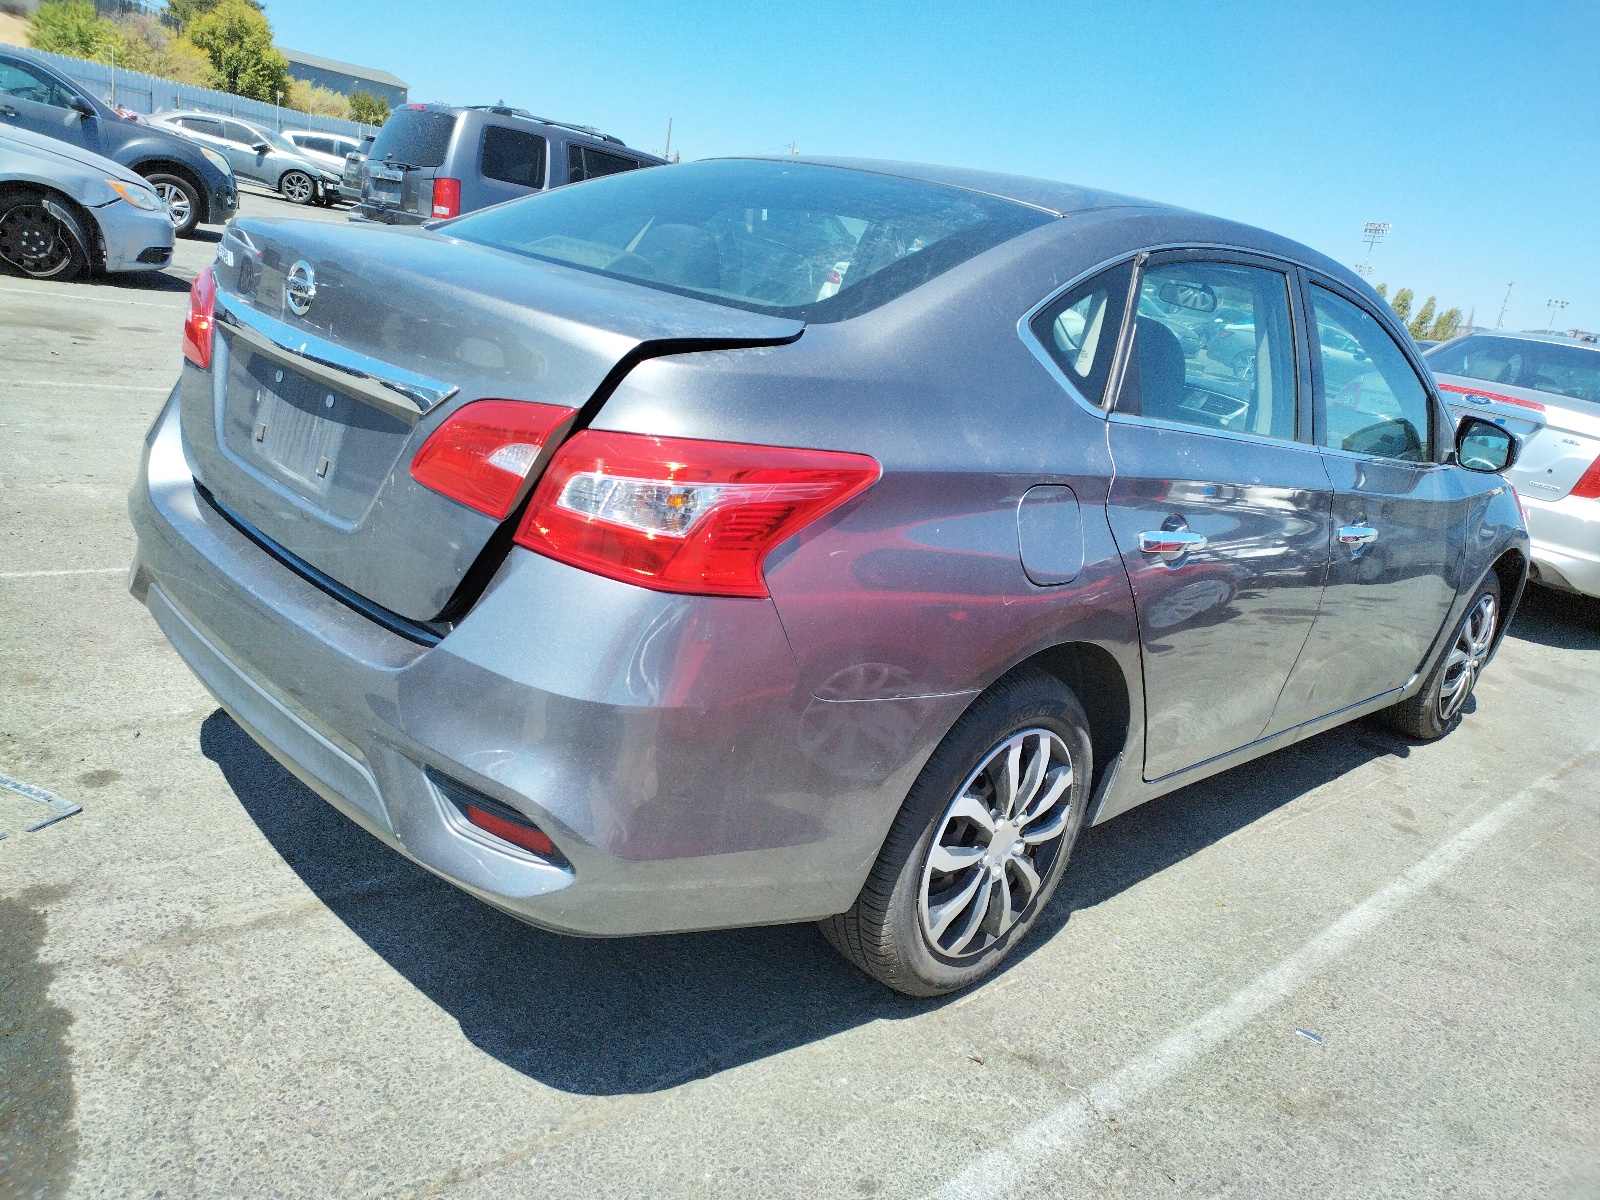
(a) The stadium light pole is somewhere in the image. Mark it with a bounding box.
[1357,221,1390,278]
[1546,299,1568,332]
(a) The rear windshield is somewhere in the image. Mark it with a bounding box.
[1426,334,1600,407]
[443,159,1054,323]
[369,107,457,169]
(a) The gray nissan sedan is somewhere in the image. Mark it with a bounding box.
[129,158,1529,995]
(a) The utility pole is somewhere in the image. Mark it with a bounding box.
[663,117,672,160]
[1547,298,1568,332]
[1495,283,1513,330]
[1357,221,1390,278]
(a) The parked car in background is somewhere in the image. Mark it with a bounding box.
[340,134,374,201]
[146,111,340,206]
[132,157,1527,999]
[0,122,173,279]
[352,103,665,223]
[0,47,236,236]
[1428,330,1600,598]
[281,129,362,178]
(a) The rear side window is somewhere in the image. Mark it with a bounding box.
[1312,285,1432,463]
[446,158,1054,323]
[177,116,224,137]
[1029,261,1133,407]
[567,144,641,183]
[481,126,547,188]
[369,108,457,169]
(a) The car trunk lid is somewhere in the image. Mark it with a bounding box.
[1437,373,1600,501]
[185,217,802,622]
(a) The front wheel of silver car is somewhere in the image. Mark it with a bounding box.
[280,171,315,205]
[0,192,87,281]
[820,668,1092,996]
[1379,573,1501,741]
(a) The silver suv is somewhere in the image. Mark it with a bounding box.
[148,111,340,206]
[352,103,665,224]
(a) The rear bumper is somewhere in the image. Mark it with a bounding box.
[349,203,427,225]
[129,388,960,935]
[1523,493,1600,597]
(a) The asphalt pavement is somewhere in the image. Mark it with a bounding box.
[2,190,1598,1200]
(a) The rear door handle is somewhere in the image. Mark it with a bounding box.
[1,105,18,119]
[1139,530,1208,554]
[1338,524,1379,547]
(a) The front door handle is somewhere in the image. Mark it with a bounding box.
[1139,530,1208,555]
[1,105,18,119]
[1338,524,1379,547]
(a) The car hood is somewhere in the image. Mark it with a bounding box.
[0,123,150,190]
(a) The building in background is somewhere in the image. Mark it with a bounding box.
[278,48,408,109]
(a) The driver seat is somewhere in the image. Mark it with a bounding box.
[1122,317,1187,421]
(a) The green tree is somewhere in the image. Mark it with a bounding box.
[348,90,390,126]
[1428,307,1464,342]
[1375,283,1388,300]
[1408,296,1437,340]
[1389,287,1414,324]
[165,0,261,32]
[27,0,123,62]
[115,13,216,86]
[287,78,352,118]
[187,0,288,102]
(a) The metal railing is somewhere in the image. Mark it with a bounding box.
[4,42,377,138]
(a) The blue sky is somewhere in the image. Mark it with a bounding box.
[267,0,1599,332]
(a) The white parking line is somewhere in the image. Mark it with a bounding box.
[0,380,174,392]
[0,284,188,306]
[926,743,1599,1200]
[0,567,126,580]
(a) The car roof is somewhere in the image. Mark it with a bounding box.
[402,103,662,160]
[1447,329,1600,348]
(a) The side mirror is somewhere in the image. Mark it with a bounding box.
[252,141,270,154]
[68,95,95,118]
[1455,415,1520,473]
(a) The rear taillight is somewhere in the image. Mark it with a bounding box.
[410,400,576,519]
[431,177,461,218]
[514,431,880,598]
[182,265,215,369]
[1572,455,1600,500]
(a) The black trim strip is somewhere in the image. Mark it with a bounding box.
[196,482,448,647]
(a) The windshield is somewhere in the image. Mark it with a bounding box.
[1426,334,1600,407]
[444,159,1053,323]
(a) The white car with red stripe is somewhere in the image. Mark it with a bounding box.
[1426,330,1600,598]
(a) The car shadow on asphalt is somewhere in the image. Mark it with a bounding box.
[1505,584,1600,650]
[199,703,1421,1097]
[102,270,195,293]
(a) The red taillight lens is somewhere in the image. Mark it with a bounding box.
[514,431,880,598]
[431,177,461,218]
[463,804,556,856]
[1572,455,1600,500]
[182,265,215,369]
[410,400,577,519]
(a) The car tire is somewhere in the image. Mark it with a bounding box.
[820,667,1093,996]
[1379,572,1500,741]
[140,171,202,238]
[279,171,315,205]
[0,190,89,281]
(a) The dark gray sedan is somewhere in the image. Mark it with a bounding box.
[129,158,1528,995]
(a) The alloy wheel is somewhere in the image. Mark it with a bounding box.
[152,181,190,229]
[918,728,1073,959]
[1438,593,1496,721]
[281,172,314,203]
[0,204,74,278]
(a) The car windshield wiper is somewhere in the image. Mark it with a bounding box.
[382,156,422,171]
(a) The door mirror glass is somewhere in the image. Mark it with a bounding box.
[1455,416,1519,473]
[68,95,95,118]
[1156,279,1217,312]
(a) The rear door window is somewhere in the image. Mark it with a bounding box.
[1029,261,1134,408]
[481,126,547,188]
[369,107,457,169]
[1311,285,1433,462]
[1117,259,1299,441]
[567,144,642,183]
